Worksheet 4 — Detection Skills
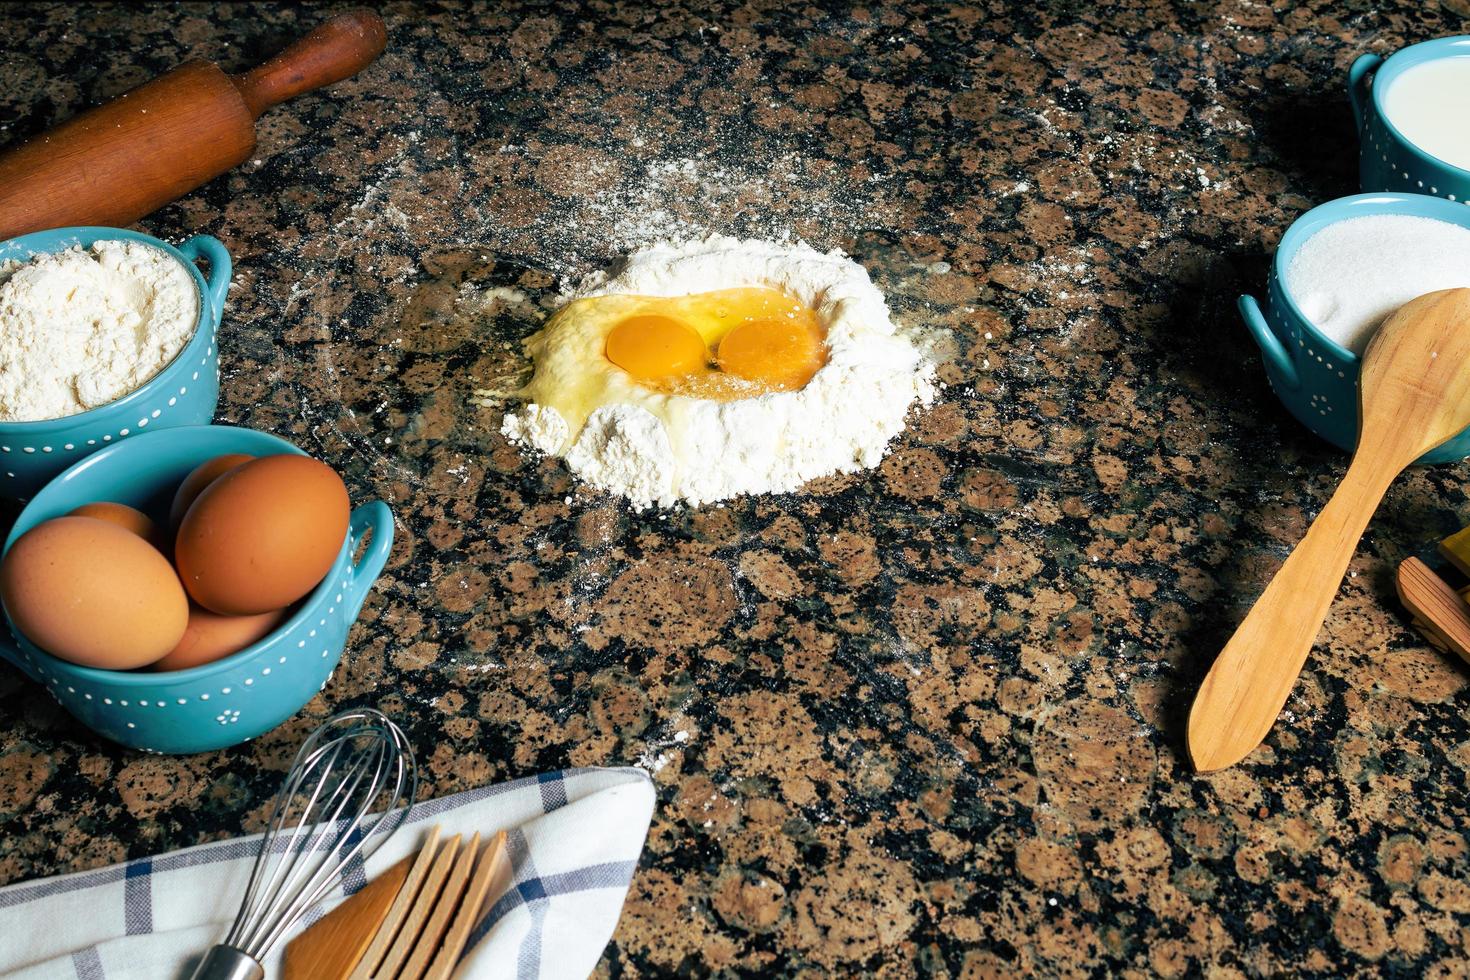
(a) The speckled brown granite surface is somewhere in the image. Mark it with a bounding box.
[4,0,1470,975]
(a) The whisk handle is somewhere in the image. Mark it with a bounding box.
[189,945,264,980]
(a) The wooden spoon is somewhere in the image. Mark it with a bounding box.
[1189,288,1470,772]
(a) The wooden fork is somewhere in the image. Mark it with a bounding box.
[284,826,512,980]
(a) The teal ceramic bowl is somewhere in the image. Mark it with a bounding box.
[0,227,231,500]
[1351,37,1470,201]
[0,425,394,754]
[1240,192,1470,464]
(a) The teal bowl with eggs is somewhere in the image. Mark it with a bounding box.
[0,425,394,754]
[1240,192,1470,464]
[0,226,230,500]
[1350,36,1470,201]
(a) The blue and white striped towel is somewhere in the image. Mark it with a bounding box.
[0,766,655,980]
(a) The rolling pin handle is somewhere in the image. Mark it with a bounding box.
[232,10,388,118]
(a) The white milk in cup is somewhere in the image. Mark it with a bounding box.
[1380,56,1470,172]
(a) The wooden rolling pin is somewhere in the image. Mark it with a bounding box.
[0,10,387,241]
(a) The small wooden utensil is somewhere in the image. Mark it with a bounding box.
[372,834,464,979]
[364,832,511,980]
[1189,288,1470,772]
[1395,521,1470,664]
[1397,556,1470,664]
[424,833,511,980]
[282,852,416,980]
[0,9,386,241]
[342,826,444,980]
[285,825,511,980]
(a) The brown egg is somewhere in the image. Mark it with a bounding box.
[151,602,289,672]
[0,516,188,669]
[170,453,254,528]
[175,454,350,615]
[69,501,162,549]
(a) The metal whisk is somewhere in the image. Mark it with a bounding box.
[191,708,418,980]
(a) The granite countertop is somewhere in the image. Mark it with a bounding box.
[4,0,1470,974]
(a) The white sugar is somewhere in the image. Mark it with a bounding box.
[1285,214,1470,355]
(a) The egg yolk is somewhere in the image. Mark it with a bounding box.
[602,287,827,399]
[717,318,826,392]
[605,315,709,379]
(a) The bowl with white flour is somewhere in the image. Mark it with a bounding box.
[0,226,231,498]
[1350,35,1470,203]
[1239,192,1470,462]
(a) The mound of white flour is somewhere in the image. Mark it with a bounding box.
[0,241,198,422]
[502,236,937,508]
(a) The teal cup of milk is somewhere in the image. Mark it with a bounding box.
[1351,36,1470,201]
[1240,193,1470,463]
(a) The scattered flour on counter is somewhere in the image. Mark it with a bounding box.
[500,402,568,454]
[1284,214,1470,355]
[482,133,904,284]
[0,240,198,421]
[501,236,938,509]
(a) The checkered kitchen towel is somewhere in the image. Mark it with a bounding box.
[0,766,654,979]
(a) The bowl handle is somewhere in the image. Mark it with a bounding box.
[1239,294,1300,391]
[1348,53,1383,133]
[345,501,394,619]
[177,235,233,327]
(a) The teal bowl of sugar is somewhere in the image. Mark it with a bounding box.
[1240,193,1470,463]
[0,227,230,500]
[1351,36,1470,201]
[0,425,394,754]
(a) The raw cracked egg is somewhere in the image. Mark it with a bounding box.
[519,286,827,441]
[503,237,939,509]
[604,287,826,394]
[0,516,188,669]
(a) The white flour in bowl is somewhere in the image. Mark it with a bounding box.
[0,240,198,422]
[1284,214,1470,355]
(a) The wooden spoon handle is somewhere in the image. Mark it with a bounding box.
[232,10,387,118]
[1187,457,1396,772]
